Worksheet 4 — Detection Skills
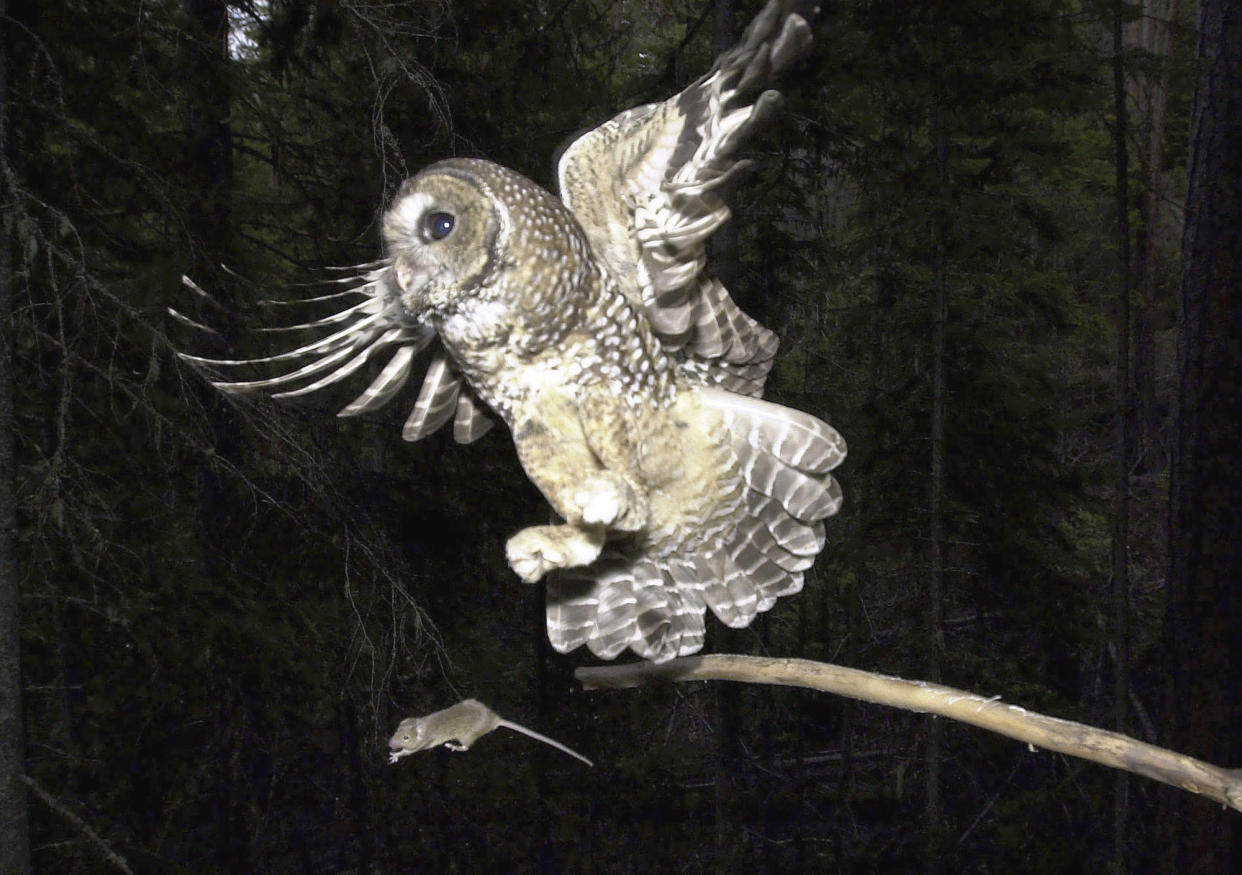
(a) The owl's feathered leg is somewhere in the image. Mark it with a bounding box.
[511,390,639,519]
[505,386,649,581]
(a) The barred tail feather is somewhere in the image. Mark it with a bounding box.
[545,570,597,655]
[701,551,761,629]
[589,563,639,660]
[547,556,708,664]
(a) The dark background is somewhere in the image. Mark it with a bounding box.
[2,0,1239,871]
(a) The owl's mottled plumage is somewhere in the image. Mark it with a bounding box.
[178,0,843,662]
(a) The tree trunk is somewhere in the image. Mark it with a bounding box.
[183,0,234,265]
[1109,3,1132,869]
[179,1,245,868]
[0,0,34,865]
[925,18,948,856]
[1161,0,1242,870]
[1132,0,1180,471]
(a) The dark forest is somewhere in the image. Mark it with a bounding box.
[2,0,1240,872]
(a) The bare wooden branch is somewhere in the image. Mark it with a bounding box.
[575,655,1242,812]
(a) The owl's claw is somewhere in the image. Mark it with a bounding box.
[507,536,562,583]
[576,485,622,526]
[575,474,646,531]
[506,524,605,582]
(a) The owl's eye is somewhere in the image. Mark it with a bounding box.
[425,211,455,241]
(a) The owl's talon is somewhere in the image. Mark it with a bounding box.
[575,474,646,531]
[506,524,605,581]
[508,550,553,584]
[577,487,622,526]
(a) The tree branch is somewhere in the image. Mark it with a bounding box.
[20,774,135,874]
[575,655,1242,812]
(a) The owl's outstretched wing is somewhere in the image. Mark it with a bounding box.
[557,0,817,397]
[173,270,497,444]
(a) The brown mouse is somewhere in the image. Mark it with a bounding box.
[388,698,592,767]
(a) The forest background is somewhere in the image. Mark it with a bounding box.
[2,0,1240,872]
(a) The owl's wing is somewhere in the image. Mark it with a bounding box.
[173,270,496,444]
[557,0,817,397]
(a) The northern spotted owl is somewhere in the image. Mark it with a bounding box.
[180,0,843,662]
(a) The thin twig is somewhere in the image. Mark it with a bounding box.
[575,654,1242,812]
[20,774,136,874]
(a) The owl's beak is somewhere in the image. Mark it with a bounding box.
[391,254,432,319]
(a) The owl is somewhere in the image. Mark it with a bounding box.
[178,0,843,662]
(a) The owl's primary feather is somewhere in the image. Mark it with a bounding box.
[176,0,842,662]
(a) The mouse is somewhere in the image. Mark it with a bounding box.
[387,698,592,767]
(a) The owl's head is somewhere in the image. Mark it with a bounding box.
[382,158,593,343]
